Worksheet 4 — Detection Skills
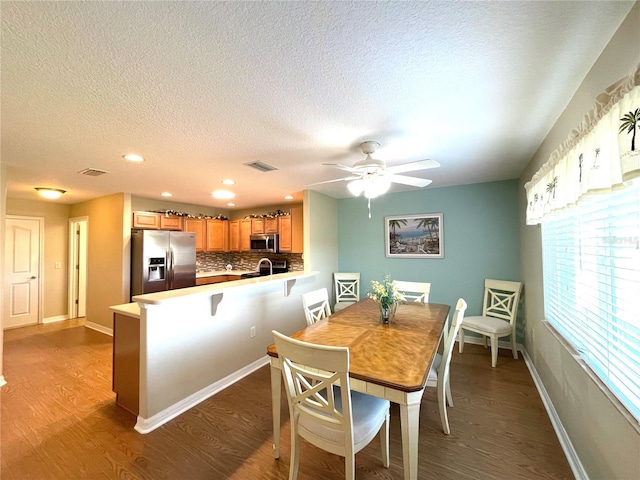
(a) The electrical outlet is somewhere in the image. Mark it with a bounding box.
[54,262,61,269]
[250,326,256,338]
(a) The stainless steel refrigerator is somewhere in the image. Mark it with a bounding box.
[130,229,196,298]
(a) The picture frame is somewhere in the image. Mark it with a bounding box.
[384,213,444,258]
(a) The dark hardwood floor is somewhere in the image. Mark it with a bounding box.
[1,319,574,479]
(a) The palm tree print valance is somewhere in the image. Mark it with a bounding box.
[525,63,640,225]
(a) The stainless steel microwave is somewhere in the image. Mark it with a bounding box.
[250,234,279,253]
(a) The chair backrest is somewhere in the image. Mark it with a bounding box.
[334,272,360,304]
[439,298,467,378]
[483,279,522,325]
[301,288,332,326]
[272,330,354,454]
[393,280,431,303]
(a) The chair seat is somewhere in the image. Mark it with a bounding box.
[299,389,390,447]
[427,353,442,383]
[462,315,511,335]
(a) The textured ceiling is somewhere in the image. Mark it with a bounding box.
[1,1,634,209]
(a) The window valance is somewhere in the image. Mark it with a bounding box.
[525,63,640,225]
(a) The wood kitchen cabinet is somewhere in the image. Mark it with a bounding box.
[206,219,229,252]
[264,217,278,233]
[229,220,240,251]
[132,211,161,229]
[240,219,251,251]
[184,218,206,252]
[251,217,264,234]
[159,214,183,230]
[278,206,303,253]
[196,275,242,286]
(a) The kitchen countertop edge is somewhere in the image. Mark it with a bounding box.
[132,270,319,306]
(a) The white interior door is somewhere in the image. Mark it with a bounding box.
[4,217,42,329]
[69,217,88,318]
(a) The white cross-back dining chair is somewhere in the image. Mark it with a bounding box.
[393,280,431,303]
[425,298,467,435]
[301,288,332,326]
[272,330,390,480]
[458,279,522,367]
[333,272,360,312]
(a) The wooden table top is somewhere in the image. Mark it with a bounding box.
[267,298,450,392]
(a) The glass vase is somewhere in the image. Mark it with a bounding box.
[379,302,396,324]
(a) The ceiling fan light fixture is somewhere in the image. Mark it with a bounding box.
[347,179,364,196]
[364,177,391,198]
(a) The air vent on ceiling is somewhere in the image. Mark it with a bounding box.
[78,168,110,177]
[244,161,278,172]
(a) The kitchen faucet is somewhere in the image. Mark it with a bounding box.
[257,257,273,276]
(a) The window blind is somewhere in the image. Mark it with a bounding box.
[541,183,640,424]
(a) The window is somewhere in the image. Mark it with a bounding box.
[542,183,640,423]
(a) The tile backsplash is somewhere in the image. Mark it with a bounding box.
[196,252,303,272]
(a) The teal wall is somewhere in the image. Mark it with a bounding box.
[337,180,521,326]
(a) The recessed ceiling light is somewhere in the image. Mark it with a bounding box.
[123,154,145,162]
[212,190,235,199]
[35,187,66,199]
[161,192,173,197]
[227,202,236,207]
[284,195,294,200]
[222,179,236,185]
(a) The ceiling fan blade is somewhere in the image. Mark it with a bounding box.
[305,176,360,187]
[386,159,440,174]
[389,175,433,187]
[322,163,358,173]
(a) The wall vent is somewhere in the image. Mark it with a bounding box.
[78,168,110,177]
[244,161,278,172]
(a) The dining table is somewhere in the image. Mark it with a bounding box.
[267,297,450,480]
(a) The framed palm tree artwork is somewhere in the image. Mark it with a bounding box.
[384,213,444,258]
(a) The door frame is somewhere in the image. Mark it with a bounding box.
[68,216,88,319]
[4,215,44,327]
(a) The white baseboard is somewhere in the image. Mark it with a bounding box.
[134,355,270,434]
[0,375,6,387]
[84,321,113,336]
[43,314,69,324]
[521,349,587,480]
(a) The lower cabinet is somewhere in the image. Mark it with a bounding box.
[196,275,242,286]
[112,313,140,415]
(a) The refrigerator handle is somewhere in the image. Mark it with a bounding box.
[168,249,174,289]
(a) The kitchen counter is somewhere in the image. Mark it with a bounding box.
[134,270,315,305]
[111,269,320,434]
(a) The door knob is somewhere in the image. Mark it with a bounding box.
[30,276,37,279]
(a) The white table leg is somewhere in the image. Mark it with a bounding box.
[399,390,424,480]
[270,361,282,459]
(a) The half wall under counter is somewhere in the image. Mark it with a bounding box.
[111,270,319,434]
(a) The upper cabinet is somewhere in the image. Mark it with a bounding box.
[251,217,264,234]
[264,217,278,234]
[278,206,303,253]
[206,219,229,252]
[184,218,206,252]
[132,211,161,229]
[132,211,182,230]
[240,219,251,251]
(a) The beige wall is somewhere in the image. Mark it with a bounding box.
[304,190,338,295]
[71,193,131,330]
[6,198,71,320]
[519,4,640,478]
[1,160,6,384]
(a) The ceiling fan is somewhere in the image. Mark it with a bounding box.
[312,141,440,200]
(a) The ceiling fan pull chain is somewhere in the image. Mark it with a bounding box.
[368,198,372,218]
